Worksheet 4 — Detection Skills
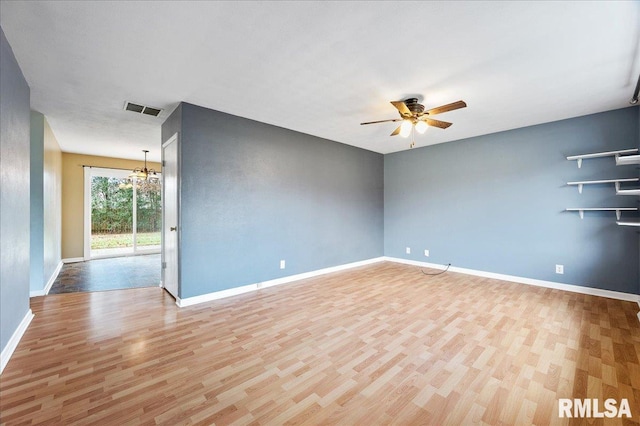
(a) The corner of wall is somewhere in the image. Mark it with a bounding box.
[28,112,63,294]
[29,112,45,293]
[42,116,63,288]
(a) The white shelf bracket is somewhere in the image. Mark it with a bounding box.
[615,182,620,193]
[578,183,583,194]
[577,158,582,169]
[566,207,637,219]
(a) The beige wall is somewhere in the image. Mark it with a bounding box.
[62,153,161,259]
[43,118,62,281]
[30,111,63,292]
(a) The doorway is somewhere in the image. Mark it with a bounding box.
[84,167,162,259]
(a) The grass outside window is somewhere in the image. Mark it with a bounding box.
[91,232,160,249]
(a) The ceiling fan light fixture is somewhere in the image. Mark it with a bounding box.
[360,97,466,144]
[400,120,413,138]
[415,120,428,134]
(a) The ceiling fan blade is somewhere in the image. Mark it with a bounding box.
[423,118,452,129]
[360,118,402,125]
[390,126,402,136]
[390,101,412,117]
[425,100,467,116]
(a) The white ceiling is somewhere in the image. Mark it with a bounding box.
[1,1,639,162]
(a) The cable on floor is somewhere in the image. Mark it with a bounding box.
[421,263,451,276]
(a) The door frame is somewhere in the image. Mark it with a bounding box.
[161,132,180,299]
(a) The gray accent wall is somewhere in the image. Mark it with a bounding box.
[162,103,383,299]
[385,107,639,295]
[0,27,31,351]
[161,103,182,144]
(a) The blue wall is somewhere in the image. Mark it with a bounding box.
[164,103,639,299]
[385,107,639,294]
[0,27,31,352]
[163,103,384,298]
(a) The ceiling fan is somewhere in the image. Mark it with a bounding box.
[361,98,467,147]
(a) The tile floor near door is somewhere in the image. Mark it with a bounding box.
[49,254,161,293]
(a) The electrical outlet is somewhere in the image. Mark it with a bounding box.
[280,260,285,269]
[406,247,411,254]
[555,264,564,274]
[424,249,429,257]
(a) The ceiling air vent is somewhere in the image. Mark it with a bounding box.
[124,101,163,117]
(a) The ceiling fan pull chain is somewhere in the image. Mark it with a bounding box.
[410,126,415,148]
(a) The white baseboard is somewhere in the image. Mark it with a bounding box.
[62,257,85,264]
[30,260,63,297]
[176,283,256,307]
[173,255,639,321]
[1,309,34,375]
[176,257,386,307]
[384,257,640,304]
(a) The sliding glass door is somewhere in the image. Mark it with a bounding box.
[135,178,162,253]
[87,167,161,258]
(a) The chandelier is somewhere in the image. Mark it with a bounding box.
[130,150,157,180]
[119,150,158,189]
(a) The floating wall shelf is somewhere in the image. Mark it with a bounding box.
[615,183,640,196]
[566,178,639,194]
[615,154,640,166]
[565,207,638,220]
[616,188,640,196]
[566,148,638,168]
[617,221,640,227]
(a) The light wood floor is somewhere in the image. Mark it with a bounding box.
[1,262,639,425]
